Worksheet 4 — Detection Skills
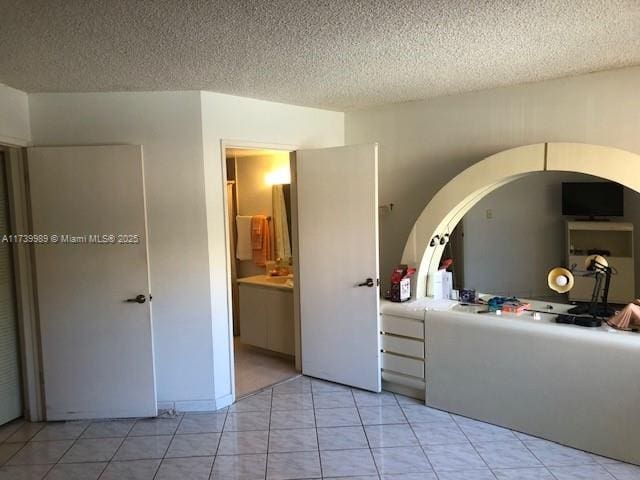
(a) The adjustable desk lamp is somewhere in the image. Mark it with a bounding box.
[547,254,614,327]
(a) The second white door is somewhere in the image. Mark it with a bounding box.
[293,144,380,392]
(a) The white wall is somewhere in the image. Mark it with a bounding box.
[345,67,640,292]
[0,83,30,146]
[28,90,343,411]
[200,91,344,407]
[28,91,215,410]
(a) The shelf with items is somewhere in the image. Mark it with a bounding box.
[566,221,635,304]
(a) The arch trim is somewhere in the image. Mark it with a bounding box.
[402,142,640,298]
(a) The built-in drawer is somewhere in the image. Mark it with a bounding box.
[381,334,424,359]
[382,370,426,391]
[381,314,424,339]
[382,352,424,378]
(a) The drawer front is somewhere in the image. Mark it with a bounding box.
[382,352,424,378]
[381,334,424,359]
[381,314,424,339]
[382,370,426,391]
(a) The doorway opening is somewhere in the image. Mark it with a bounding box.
[225,147,299,398]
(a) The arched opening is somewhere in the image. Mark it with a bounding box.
[401,143,640,297]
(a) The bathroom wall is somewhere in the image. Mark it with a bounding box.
[345,66,640,293]
[233,151,290,277]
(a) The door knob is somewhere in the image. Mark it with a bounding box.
[357,278,378,287]
[125,294,146,304]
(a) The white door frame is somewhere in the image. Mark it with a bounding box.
[219,139,301,404]
[0,144,45,422]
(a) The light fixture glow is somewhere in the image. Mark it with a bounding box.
[547,267,575,294]
[555,275,569,287]
[265,167,291,185]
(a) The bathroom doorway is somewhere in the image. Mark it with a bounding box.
[225,146,298,398]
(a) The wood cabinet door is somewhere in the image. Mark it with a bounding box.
[267,291,294,355]
[239,285,269,349]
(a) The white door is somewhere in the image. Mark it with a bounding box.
[0,152,22,425]
[28,145,157,420]
[293,144,380,392]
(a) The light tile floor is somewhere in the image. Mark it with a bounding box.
[234,338,298,398]
[0,375,638,479]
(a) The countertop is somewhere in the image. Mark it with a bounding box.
[382,295,639,337]
[236,274,294,291]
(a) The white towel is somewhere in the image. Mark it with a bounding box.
[236,216,253,260]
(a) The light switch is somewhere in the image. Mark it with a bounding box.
[486,209,493,219]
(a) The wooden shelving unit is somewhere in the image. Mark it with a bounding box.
[567,221,635,304]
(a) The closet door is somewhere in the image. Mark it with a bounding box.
[0,152,22,425]
[293,144,380,392]
[29,145,156,420]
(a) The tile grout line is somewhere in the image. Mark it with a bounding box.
[44,421,92,479]
[351,387,382,479]
[207,405,230,479]
[94,424,128,480]
[310,379,323,480]
[518,435,562,480]
[149,414,183,480]
[449,413,497,478]
[264,387,274,480]
[398,398,440,479]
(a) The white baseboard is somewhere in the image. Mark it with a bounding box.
[214,393,234,410]
[156,401,175,411]
[157,398,219,413]
[174,399,217,412]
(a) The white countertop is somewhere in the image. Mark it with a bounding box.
[380,297,458,320]
[237,274,294,291]
[382,295,639,338]
[450,296,639,338]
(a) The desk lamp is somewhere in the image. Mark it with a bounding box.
[548,267,574,294]
[547,254,613,327]
[566,255,615,318]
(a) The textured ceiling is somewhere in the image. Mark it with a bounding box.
[1,1,639,110]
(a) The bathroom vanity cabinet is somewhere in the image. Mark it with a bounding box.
[238,276,294,356]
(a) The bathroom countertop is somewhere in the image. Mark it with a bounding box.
[237,274,294,291]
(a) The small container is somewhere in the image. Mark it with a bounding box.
[390,277,411,302]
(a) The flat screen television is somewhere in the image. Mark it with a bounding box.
[562,182,623,217]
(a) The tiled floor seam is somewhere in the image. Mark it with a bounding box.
[351,387,381,479]
[265,387,274,479]
[310,382,323,480]
[448,408,494,477]
[399,396,439,479]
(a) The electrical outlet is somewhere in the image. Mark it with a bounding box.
[486,209,493,219]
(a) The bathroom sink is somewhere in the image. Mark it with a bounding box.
[266,275,293,285]
[237,274,294,289]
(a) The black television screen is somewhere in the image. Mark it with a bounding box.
[562,182,623,217]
